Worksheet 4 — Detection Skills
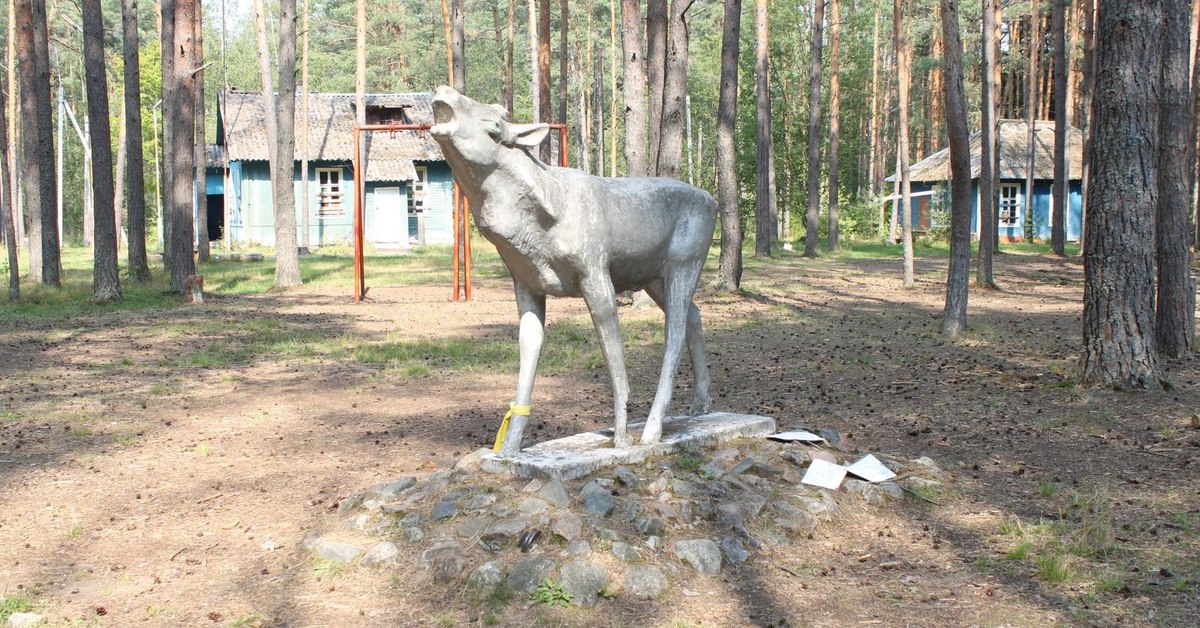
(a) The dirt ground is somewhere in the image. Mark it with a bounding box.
[1,251,1198,627]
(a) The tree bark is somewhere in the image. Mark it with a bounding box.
[299,0,310,251]
[621,0,647,177]
[646,0,667,171]
[1024,3,1040,243]
[6,0,20,255]
[896,0,913,287]
[803,0,824,257]
[1156,0,1193,357]
[274,0,301,287]
[493,2,511,113]
[1081,1,1162,389]
[194,0,209,261]
[655,0,691,179]
[83,0,122,301]
[507,0,515,113]
[452,0,467,92]
[827,0,841,251]
[538,0,551,161]
[122,0,150,280]
[0,70,16,300]
[558,0,567,124]
[253,0,278,169]
[165,0,197,292]
[867,1,881,197]
[1080,0,1094,250]
[976,0,998,287]
[714,0,742,291]
[528,0,538,121]
[1051,0,1067,254]
[15,0,59,285]
[754,0,775,256]
[940,0,971,337]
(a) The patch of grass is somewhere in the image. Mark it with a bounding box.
[1037,481,1059,498]
[530,579,573,607]
[435,614,456,628]
[673,451,703,471]
[66,525,83,539]
[1037,554,1074,583]
[312,559,344,580]
[0,411,21,424]
[194,443,213,455]
[112,432,138,446]
[1006,540,1033,561]
[68,425,93,437]
[0,593,34,621]
[973,555,993,571]
[1065,489,1118,558]
[230,613,265,627]
[147,384,172,396]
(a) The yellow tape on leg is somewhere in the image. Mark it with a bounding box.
[493,403,532,453]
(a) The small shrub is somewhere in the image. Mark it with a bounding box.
[530,579,573,607]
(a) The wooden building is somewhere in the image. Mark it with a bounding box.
[206,90,456,248]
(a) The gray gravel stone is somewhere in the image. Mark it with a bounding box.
[580,481,615,517]
[779,447,811,466]
[720,536,751,564]
[506,556,556,594]
[5,613,44,628]
[522,478,543,493]
[739,492,768,518]
[360,541,401,567]
[879,482,906,499]
[623,565,668,599]
[844,479,890,506]
[463,493,497,512]
[611,541,640,562]
[552,511,583,541]
[817,428,840,446]
[559,559,608,606]
[645,535,662,551]
[673,539,722,575]
[567,540,592,555]
[537,478,571,508]
[729,457,755,475]
[613,466,640,488]
[316,540,364,564]
[634,515,664,537]
[468,561,503,590]
[402,526,425,542]
[368,477,417,502]
[671,479,698,498]
[431,500,459,521]
[420,541,468,583]
[717,502,744,527]
[518,497,549,515]
[456,517,494,538]
[698,462,725,480]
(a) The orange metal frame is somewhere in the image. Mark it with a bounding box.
[351,122,568,303]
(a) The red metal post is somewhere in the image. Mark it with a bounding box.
[452,180,461,301]
[462,194,472,301]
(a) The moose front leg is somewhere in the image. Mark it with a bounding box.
[498,283,546,457]
[580,273,631,447]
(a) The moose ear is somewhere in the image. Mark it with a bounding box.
[486,120,503,139]
[509,123,550,149]
[489,104,510,120]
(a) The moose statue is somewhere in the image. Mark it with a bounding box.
[429,86,717,457]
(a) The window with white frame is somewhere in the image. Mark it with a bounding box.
[998,183,1021,227]
[407,165,428,214]
[316,167,344,217]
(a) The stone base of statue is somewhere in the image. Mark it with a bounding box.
[480,412,776,480]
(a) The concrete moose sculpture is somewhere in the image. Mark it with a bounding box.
[429,86,717,456]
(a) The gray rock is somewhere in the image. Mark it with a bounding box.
[402,526,426,542]
[421,542,469,583]
[595,527,624,542]
[431,500,459,520]
[5,613,44,628]
[673,539,722,575]
[336,492,366,515]
[453,447,492,472]
[506,556,556,594]
[645,535,662,551]
[522,478,544,493]
[518,497,549,515]
[360,541,401,567]
[567,540,592,556]
[698,462,725,480]
[537,478,571,508]
[797,494,838,522]
[717,502,744,527]
[779,447,811,466]
[908,476,943,489]
[729,457,755,475]
[745,462,786,479]
[773,512,818,535]
[879,482,906,499]
[456,517,494,538]
[490,503,517,518]
[646,474,670,494]
[623,565,668,599]
[621,500,643,521]
[463,493,497,511]
[809,449,839,465]
[738,493,768,518]
[817,428,840,446]
[316,540,364,564]
[367,477,417,502]
[468,561,504,590]
[634,515,664,537]
[909,456,945,478]
[613,466,640,488]
[671,479,698,498]
[844,479,890,506]
[580,481,615,517]
[710,447,741,466]
[720,536,751,564]
[611,541,640,562]
[559,559,609,606]
[551,512,583,541]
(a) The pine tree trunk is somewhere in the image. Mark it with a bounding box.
[5,0,20,253]
[299,0,310,251]
[621,0,647,177]
[608,0,617,175]
[827,0,841,251]
[976,0,998,287]
[0,72,17,300]
[1025,3,1040,243]
[507,0,515,114]
[803,0,824,257]
[558,0,567,124]
[1081,1,1162,389]
[115,99,127,254]
[656,0,690,179]
[940,0,971,337]
[753,0,774,256]
[452,0,466,92]
[867,1,881,197]
[15,0,59,285]
[528,0,538,121]
[124,0,150,279]
[493,3,510,112]
[83,0,122,301]
[1051,0,1067,255]
[538,0,551,161]
[714,0,742,291]
[165,0,197,292]
[274,0,301,287]
[1080,0,1094,250]
[1155,0,1193,357]
[896,0,913,287]
[253,0,278,168]
[194,0,209,261]
[646,0,667,172]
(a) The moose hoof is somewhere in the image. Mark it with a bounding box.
[689,397,713,416]
[640,421,662,445]
[613,432,632,448]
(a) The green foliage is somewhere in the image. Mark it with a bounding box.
[0,593,34,621]
[530,579,573,608]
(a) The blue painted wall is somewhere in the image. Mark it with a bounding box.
[910,178,1084,242]
[210,160,455,247]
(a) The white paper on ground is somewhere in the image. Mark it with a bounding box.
[846,454,896,483]
[801,459,848,490]
[767,430,826,443]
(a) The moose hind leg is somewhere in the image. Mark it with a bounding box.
[499,285,546,457]
[685,302,713,416]
[641,266,700,445]
[581,274,631,447]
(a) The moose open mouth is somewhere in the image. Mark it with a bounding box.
[432,100,454,125]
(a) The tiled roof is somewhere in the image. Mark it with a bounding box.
[896,119,1084,183]
[217,90,444,182]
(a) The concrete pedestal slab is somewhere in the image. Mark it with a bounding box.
[480,412,776,480]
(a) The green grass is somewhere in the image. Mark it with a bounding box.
[530,579,573,607]
[0,593,34,621]
[1037,554,1074,583]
